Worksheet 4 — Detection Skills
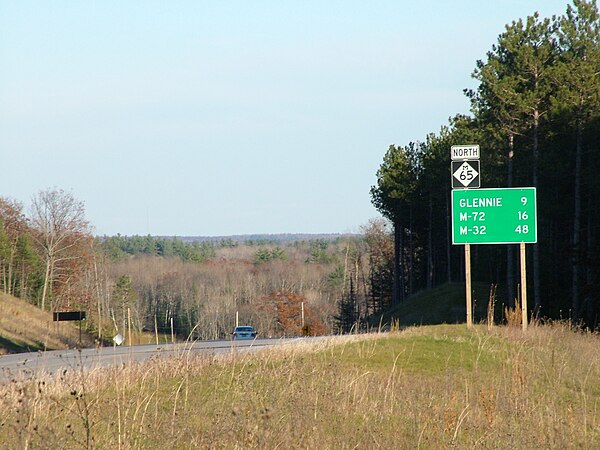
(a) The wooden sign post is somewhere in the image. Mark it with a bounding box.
[451,145,537,331]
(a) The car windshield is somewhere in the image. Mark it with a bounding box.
[235,326,254,332]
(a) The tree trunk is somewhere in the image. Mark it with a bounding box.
[93,251,103,340]
[507,133,515,308]
[41,258,51,311]
[446,190,452,283]
[408,208,414,296]
[427,194,433,289]
[585,195,596,328]
[532,109,541,317]
[20,262,27,299]
[392,217,404,305]
[572,99,583,321]
[7,247,14,295]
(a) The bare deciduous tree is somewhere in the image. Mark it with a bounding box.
[30,188,91,311]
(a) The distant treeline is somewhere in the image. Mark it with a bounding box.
[98,235,218,262]
[97,235,352,263]
[175,233,355,245]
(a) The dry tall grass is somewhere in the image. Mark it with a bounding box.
[0,293,96,354]
[0,323,598,448]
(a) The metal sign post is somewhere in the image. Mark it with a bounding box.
[53,311,86,346]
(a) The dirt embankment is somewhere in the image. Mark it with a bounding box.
[0,293,96,354]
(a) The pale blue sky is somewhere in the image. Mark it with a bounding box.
[0,1,569,236]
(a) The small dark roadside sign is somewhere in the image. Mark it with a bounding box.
[53,311,86,321]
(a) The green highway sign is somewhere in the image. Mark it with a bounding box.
[452,188,537,244]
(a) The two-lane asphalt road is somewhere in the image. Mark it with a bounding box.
[0,337,304,383]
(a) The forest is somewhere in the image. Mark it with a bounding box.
[371,0,600,328]
[1,1,599,339]
[0,190,391,340]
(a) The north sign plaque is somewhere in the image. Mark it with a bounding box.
[451,144,480,160]
[452,187,537,244]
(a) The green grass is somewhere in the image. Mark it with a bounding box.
[370,282,506,328]
[0,335,42,353]
[1,323,598,448]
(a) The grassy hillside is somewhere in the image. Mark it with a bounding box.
[0,323,597,448]
[370,282,506,328]
[0,293,96,354]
